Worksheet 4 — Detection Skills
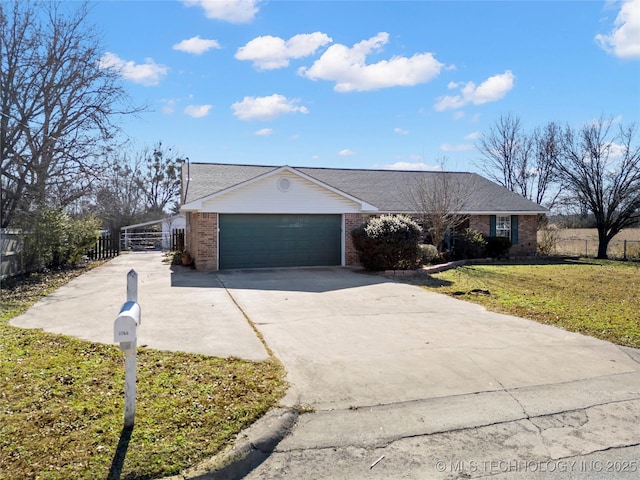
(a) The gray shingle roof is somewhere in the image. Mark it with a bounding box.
[182,162,548,214]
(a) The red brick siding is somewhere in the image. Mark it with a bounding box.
[469,214,538,256]
[185,212,218,271]
[345,213,366,266]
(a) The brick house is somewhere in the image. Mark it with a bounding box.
[180,163,548,270]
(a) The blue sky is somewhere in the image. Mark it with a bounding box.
[91,0,640,173]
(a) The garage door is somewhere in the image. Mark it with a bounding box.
[219,214,342,269]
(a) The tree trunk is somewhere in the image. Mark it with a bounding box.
[596,229,609,259]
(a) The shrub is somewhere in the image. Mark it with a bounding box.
[418,244,441,265]
[484,236,512,258]
[452,228,487,260]
[19,208,100,271]
[537,225,559,256]
[351,215,422,270]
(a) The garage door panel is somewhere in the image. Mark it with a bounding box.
[219,214,341,269]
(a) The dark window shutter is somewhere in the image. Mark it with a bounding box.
[489,215,496,237]
[511,215,519,244]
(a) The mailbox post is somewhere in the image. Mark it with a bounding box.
[114,270,141,428]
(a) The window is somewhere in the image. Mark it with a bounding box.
[496,215,511,239]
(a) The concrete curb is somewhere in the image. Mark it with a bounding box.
[163,407,298,480]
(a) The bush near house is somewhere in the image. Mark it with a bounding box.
[452,228,487,260]
[351,215,422,270]
[485,236,512,258]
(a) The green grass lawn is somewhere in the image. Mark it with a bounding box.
[419,259,640,348]
[0,264,287,480]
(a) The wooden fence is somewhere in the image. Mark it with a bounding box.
[171,229,185,251]
[87,235,120,261]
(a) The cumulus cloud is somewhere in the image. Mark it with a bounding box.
[173,36,221,55]
[255,128,273,136]
[394,127,409,135]
[440,144,474,152]
[595,0,640,59]
[182,0,260,24]
[236,32,332,70]
[184,104,213,118]
[338,149,356,156]
[231,94,309,121]
[98,52,168,86]
[380,162,440,171]
[298,32,444,92]
[434,70,515,111]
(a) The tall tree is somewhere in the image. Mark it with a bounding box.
[135,142,185,215]
[476,113,559,208]
[555,118,640,259]
[0,1,137,228]
[92,157,147,237]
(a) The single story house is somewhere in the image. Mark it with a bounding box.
[180,163,548,270]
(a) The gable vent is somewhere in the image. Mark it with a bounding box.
[277,177,291,192]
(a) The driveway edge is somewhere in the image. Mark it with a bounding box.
[164,407,298,480]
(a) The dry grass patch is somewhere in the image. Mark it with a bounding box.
[0,264,287,480]
[420,259,640,348]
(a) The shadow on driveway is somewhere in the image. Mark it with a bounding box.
[172,265,390,293]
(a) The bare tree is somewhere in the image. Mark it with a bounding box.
[0,1,139,228]
[402,161,478,252]
[475,114,559,208]
[135,142,185,215]
[92,157,147,237]
[555,118,640,259]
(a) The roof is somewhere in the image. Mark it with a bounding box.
[181,162,548,214]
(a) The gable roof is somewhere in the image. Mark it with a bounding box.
[181,162,548,214]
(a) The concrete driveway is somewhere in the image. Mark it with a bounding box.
[215,267,640,480]
[10,252,268,361]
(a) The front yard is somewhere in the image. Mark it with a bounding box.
[419,259,640,349]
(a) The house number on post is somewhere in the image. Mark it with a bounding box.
[114,269,141,428]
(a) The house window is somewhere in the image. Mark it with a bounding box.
[496,215,511,239]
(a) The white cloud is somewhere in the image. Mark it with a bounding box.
[298,32,444,92]
[236,32,332,70]
[380,162,440,171]
[173,36,221,55]
[452,111,465,120]
[394,127,409,135]
[595,0,640,59]
[440,143,474,152]
[254,128,273,136]
[231,94,309,121]
[338,149,356,156]
[464,131,480,140]
[161,98,178,114]
[98,52,168,86]
[434,70,515,111]
[182,0,260,24]
[184,104,212,118]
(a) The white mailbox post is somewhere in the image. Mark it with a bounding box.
[114,270,141,428]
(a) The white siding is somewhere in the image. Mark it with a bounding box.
[200,172,361,213]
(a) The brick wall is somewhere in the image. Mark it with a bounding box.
[185,212,218,270]
[513,214,538,256]
[469,214,538,256]
[345,213,366,266]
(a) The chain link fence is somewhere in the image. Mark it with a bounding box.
[552,238,640,260]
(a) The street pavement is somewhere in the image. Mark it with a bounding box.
[10,253,640,479]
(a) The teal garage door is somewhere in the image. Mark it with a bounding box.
[219,214,342,269]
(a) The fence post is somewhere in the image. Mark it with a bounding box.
[623,240,627,261]
[585,240,588,257]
